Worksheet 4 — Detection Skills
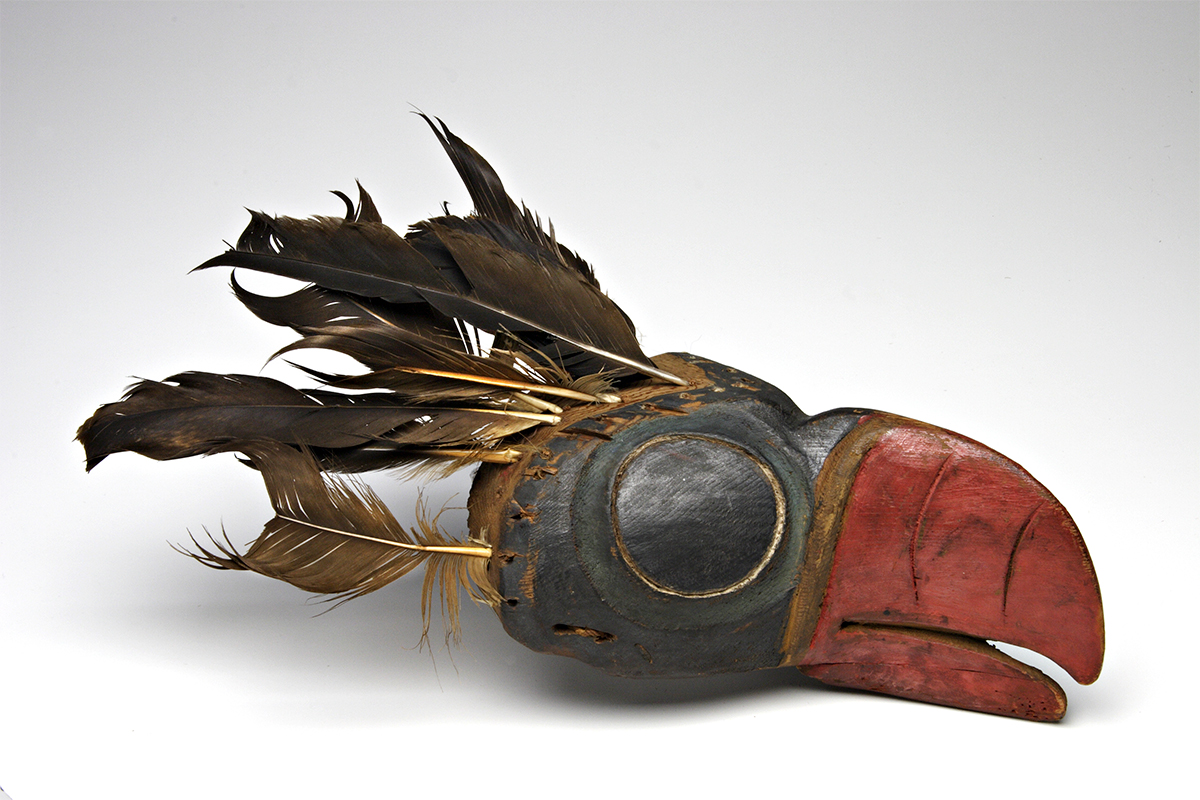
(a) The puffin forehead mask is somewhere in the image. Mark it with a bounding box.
[78,116,1103,721]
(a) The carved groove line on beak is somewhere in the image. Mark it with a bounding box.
[909,452,954,605]
[1003,503,1043,615]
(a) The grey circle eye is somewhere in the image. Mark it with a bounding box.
[611,434,786,597]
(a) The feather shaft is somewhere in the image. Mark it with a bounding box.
[473,407,561,424]
[403,447,523,463]
[508,394,563,414]
[275,515,491,557]
[390,366,620,404]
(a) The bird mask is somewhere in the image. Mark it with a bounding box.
[78,116,1103,721]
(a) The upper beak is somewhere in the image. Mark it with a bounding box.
[784,413,1104,721]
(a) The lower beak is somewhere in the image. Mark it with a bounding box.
[787,413,1104,721]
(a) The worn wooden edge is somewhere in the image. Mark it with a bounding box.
[777,413,893,664]
[798,623,1069,722]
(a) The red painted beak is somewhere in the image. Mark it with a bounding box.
[788,414,1104,721]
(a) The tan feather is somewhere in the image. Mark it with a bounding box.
[181,442,498,637]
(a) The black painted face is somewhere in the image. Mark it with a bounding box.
[478,354,862,677]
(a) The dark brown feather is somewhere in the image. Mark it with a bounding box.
[230,273,469,370]
[417,113,599,287]
[197,177,682,384]
[77,372,550,470]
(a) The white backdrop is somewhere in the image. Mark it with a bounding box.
[2,3,1196,798]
